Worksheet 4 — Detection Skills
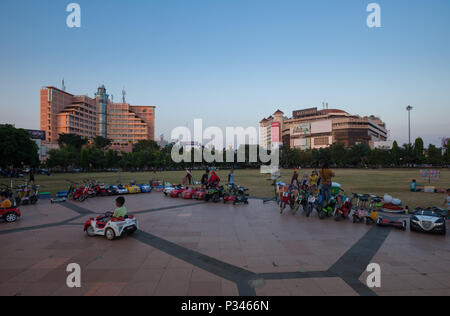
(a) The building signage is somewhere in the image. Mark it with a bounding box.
[25,129,46,140]
[271,122,280,143]
[291,123,310,136]
[292,108,318,119]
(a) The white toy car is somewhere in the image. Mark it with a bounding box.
[116,184,129,195]
[410,208,446,235]
[84,212,138,240]
[163,184,180,196]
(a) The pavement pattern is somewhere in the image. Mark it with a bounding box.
[0,193,449,296]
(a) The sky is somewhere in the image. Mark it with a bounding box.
[0,0,449,146]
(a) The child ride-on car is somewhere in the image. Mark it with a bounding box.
[84,211,138,240]
[410,208,446,235]
[0,207,21,223]
[192,188,206,200]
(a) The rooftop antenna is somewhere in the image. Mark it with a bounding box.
[62,79,66,91]
[122,87,126,103]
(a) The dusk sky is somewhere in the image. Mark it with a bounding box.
[0,0,449,146]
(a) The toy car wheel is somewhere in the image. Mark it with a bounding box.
[86,226,96,237]
[4,212,18,223]
[105,228,115,240]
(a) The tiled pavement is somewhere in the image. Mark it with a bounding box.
[0,193,449,296]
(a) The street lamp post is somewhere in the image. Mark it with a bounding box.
[406,105,413,146]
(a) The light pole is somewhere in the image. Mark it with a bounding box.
[406,105,413,146]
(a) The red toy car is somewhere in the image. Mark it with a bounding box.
[1,208,21,223]
[181,187,199,199]
[192,188,206,200]
[170,187,186,198]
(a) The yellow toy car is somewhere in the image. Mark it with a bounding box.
[125,185,141,194]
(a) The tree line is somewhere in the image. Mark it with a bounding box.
[0,125,449,171]
[280,139,450,168]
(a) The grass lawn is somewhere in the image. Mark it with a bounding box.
[1,168,449,209]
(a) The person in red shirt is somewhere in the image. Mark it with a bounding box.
[208,171,220,187]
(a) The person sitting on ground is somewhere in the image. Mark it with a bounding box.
[0,192,12,209]
[112,196,127,218]
[410,179,422,192]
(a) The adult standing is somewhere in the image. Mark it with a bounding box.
[29,169,35,185]
[201,169,210,188]
[319,162,335,206]
[186,168,193,185]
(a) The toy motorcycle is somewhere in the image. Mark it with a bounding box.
[318,197,338,220]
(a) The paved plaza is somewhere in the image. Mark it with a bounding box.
[0,193,449,296]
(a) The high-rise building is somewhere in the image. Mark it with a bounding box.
[260,107,387,150]
[40,85,156,152]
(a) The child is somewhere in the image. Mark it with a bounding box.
[228,169,235,188]
[309,170,319,193]
[444,189,450,211]
[0,192,12,209]
[113,196,127,218]
[410,179,422,192]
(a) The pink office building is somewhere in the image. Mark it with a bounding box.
[40,85,156,152]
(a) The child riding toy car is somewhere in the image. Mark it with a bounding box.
[83,211,138,240]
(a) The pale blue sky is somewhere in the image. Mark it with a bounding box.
[0,0,449,146]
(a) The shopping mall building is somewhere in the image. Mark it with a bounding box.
[260,107,387,150]
[40,85,155,154]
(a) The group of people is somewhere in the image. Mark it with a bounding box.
[183,168,236,189]
[290,163,335,205]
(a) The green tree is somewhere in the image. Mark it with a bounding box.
[426,144,442,166]
[133,140,160,153]
[79,148,90,170]
[391,141,401,166]
[349,143,371,167]
[45,147,77,170]
[414,137,424,163]
[0,124,39,168]
[93,136,112,150]
[105,149,119,168]
[444,141,450,164]
[57,133,87,150]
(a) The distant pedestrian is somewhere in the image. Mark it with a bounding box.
[29,169,35,185]
[186,168,193,185]
[228,169,235,188]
